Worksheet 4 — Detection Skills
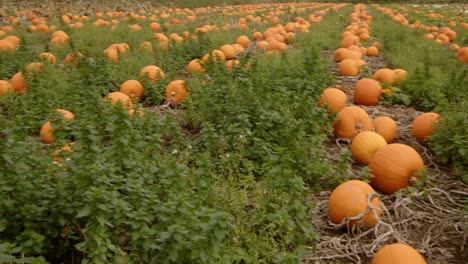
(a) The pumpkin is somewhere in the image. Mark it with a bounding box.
[104,92,133,110]
[341,35,360,48]
[374,116,397,143]
[373,69,395,84]
[10,72,27,94]
[354,78,382,106]
[339,59,359,77]
[372,243,426,264]
[235,35,250,48]
[411,112,439,141]
[202,49,226,63]
[64,52,84,65]
[318,88,348,113]
[187,59,205,74]
[3,36,21,48]
[333,106,373,138]
[139,65,165,83]
[456,47,468,64]
[328,180,382,228]
[0,39,16,53]
[392,69,407,83]
[225,60,240,70]
[351,131,387,165]
[120,80,144,100]
[37,52,57,64]
[138,41,153,53]
[104,48,119,63]
[366,46,379,56]
[0,80,13,96]
[40,109,75,144]
[165,80,187,104]
[369,143,424,194]
[219,44,236,60]
[334,48,349,62]
[25,62,44,74]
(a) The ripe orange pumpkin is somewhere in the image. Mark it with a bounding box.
[187,59,205,74]
[317,88,348,113]
[219,44,236,60]
[373,116,397,143]
[235,35,250,48]
[40,109,75,144]
[333,106,373,138]
[373,69,395,84]
[165,80,187,104]
[120,80,144,100]
[369,143,424,194]
[372,243,426,264]
[104,92,133,110]
[455,47,468,64]
[0,80,13,96]
[392,69,407,83]
[328,180,382,228]
[139,65,165,83]
[37,52,57,64]
[10,72,27,94]
[351,131,387,165]
[411,112,439,141]
[366,46,379,56]
[354,78,382,106]
[339,59,359,77]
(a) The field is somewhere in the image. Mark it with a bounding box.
[0,1,467,263]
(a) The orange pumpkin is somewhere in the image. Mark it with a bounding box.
[187,59,205,74]
[354,78,382,106]
[40,109,75,144]
[139,65,165,83]
[235,35,250,48]
[351,131,387,165]
[366,46,379,56]
[104,92,133,110]
[339,59,359,77]
[333,106,373,138]
[317,88,348,113]
[369,143,424,194]
[373,116,397,143]
[392,69,407,83]
[10,72,27,94]
[411,112,439,141]
[53,142,75,163]
[372,243,426,264]
[219,44,236,60]
[0,80,13,96]
[120,80,144,100]
[165,80,187,104]
[373,69,395,84]
[37,52,57,64]
[328,180,382,228]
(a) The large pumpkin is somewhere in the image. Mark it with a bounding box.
[354,78,382,106]
[372,243,426,264]
[333,106,373,138]
[351,131,387,165]
[165,80,187,104]
[369,144,425,194]
[374,116,397,143]
[187,59,205,74]
[339,59,359,77]
[120,80,144,100]
[328,180,382,228]
[411,112,439,141]
[373,69,395,84]
[318,88,348,113]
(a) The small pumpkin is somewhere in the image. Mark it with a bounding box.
[10,72,27,94]
[393,69,407,84]
[369,143,424,194]
[40,109,75,144]
[328,180,382,228]
[372,243,426,264]
[53,142,75,163]
[354,78,382,106]
[317,88,348,113]
[373,116,397,143]
[411,112,439,141]
[165,80,187,105]
[351,131,387,165]
[37,52,57,64]
[333,106,373,139]
[120,80,144,100]
[366,46,379,56]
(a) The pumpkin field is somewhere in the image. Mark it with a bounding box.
[0,0,466,263]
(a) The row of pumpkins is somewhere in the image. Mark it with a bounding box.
[372,4,468,64]
[319,4,438,263]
